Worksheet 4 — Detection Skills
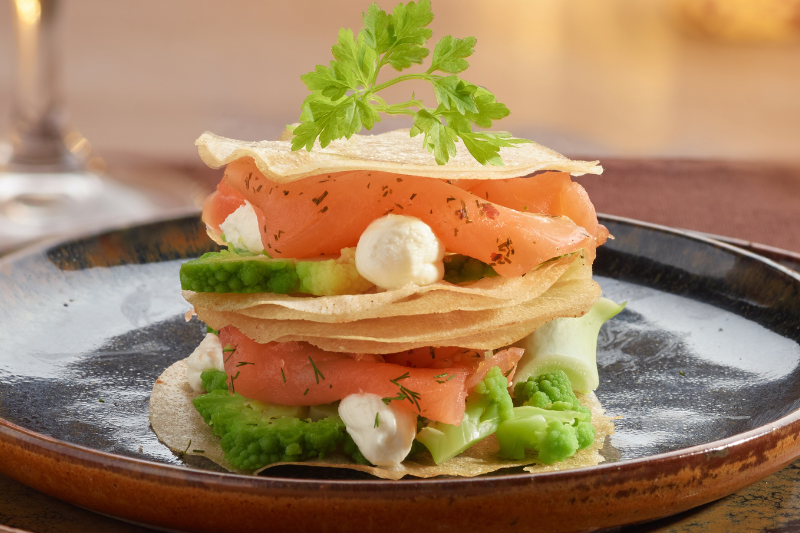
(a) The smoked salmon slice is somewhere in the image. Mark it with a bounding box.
[205,158,595,277]
[203,179,246,234]
[221,327,469,425]
[220,327,522,425]
[466,172,606,243]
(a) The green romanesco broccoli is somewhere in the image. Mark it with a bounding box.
[192,370,346,470]
[416,366,513,464]
[180,249,299,294]
[182,247,498,295]
[417,368,596,465]
[200,369,229,393]
[513,369,591,416]
[180,247,373,296]
[498,370,596,463]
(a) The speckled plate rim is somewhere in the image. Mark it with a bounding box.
[1,214,800,533]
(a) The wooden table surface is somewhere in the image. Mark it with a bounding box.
[1,156,800,532]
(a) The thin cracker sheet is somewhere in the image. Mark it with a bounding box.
[194,278,600,353]
[196,129,602,183]
[214,255,585,324]
[150,359,614,480]
[274,316,556,354]
[183,253,583,319]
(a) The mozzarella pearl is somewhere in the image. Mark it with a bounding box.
[355,214,445,290]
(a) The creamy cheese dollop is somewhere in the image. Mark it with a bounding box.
[354,214,445,290]
[186,333,225,392]
[219,201,265,254]
[338,393,418,467]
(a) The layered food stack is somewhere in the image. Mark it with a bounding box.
[149,130,620,479]
[150,0,621,479]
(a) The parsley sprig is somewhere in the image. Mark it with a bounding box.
[292,0,530,166]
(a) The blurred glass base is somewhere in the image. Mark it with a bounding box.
[0,154,208,255]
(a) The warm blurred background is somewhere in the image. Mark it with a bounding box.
[1,0,799,162]
[0,0,799,251]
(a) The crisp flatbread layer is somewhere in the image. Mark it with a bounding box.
[187,252,600,354]
[184,253,584,322]
[195,278,599,352]
[196,129,602,183]
[150,359,614,480]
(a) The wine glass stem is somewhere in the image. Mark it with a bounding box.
[8,0,81,172]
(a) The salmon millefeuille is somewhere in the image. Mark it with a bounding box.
[149,130,621,479]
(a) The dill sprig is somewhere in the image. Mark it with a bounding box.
[382,372,422,412]
[309,356,326,384]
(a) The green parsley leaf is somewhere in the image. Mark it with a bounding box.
[412,109,457,165]
[389,0,433,49]
[360,3,391,55]
[429,35,476,74]
[292,0,530,165]
[431,76,478,114]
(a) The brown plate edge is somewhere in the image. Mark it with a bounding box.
[1,404,800,533]
[1,215,800,533]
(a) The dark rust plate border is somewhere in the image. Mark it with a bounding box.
[0,214,798,533]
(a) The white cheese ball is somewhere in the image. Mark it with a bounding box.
[338,393,418,467]
[186,333,225,392]
[219,201,265,254]
[355,214,445,290]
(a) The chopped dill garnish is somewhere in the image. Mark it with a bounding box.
[309,356,326,384]
[304,388,310,395]
[236,361,255,367]
[281,367,286,383]
[374,412,380,428]
[312,190,329,205]
[177,440,192,459]
[382,372,422,412]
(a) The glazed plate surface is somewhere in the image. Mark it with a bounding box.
[1,214,799,533]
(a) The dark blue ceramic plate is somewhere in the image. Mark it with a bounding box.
[1,214,799,533]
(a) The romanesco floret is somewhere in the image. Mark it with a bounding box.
[200,369,229,393]
[474,364,515,421]
[180,248,373,296]
[180,250,299,294]
[514,370,589,416]
[496,370,596,463]
[416,366,513,464]
[192,371,346,470]
[342,432,371,465]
